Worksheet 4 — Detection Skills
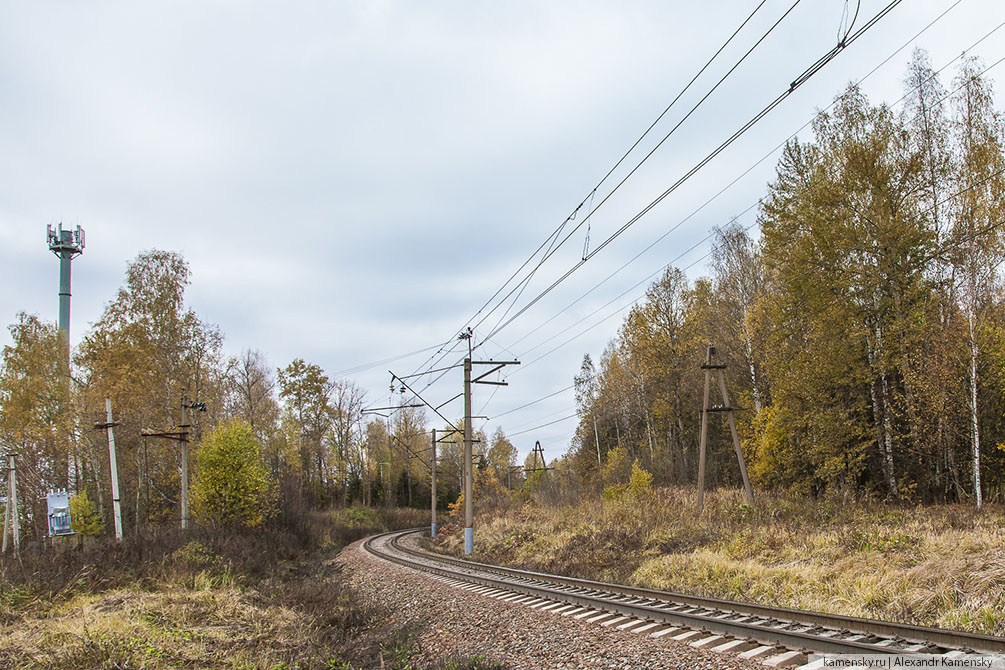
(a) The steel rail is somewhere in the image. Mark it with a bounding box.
[363,528,1005,657]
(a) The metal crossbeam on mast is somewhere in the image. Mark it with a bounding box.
[461,337,520,554]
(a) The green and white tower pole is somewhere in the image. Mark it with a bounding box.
[47,224,85,364]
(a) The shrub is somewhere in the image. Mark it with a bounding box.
[191,418,276,528]
[628,460,653,498]
[69,489,104,536]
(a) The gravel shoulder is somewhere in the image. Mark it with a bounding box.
[336,536,767,670]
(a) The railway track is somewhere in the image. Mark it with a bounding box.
[363,528,1005,668]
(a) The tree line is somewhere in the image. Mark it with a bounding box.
[565,52,1005,506]
[0,250,524,540]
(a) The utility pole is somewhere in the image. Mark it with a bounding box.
[524,440,552,492]
[430,428,459,538]
[387,339,516,556]
[93,396,124,541]
[697,344,754,513]
[431,429,437,538]
[142,391,204,530]
[458,329,519,555]
[180,394,190,529]
[378,462,390,507]
[3,454,19,554]
[463,357,473,554]
[507,465,521,490]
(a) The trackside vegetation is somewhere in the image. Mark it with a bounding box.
[0,507,505,669]
[432,487,1005,636]
[565,52,1005,505]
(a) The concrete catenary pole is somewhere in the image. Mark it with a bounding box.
[431,429,437,538]
[463,357,473,555]
[105,396,124,541]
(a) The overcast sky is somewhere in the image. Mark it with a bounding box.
[1,1,1000,463]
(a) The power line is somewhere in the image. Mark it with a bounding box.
[493,3,977,380]
[465,0,806,344]
[476,0,904,350]
[404,0,802,386]
[512,219,758,376]
[492,381,580,420]
[507,413,581,438]
[501,0,969,359]
[356,0,966,390]
[331,343,443,377]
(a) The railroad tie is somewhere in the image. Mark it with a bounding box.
[737,645,779,661]
[690,634,729,649]
[762,650,808,667]
[710,639,756,654]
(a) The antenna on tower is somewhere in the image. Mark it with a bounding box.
[47,223,85,364]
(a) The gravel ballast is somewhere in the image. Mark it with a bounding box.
[336,536,769,670]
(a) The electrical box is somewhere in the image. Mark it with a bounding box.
[46,490,74,536]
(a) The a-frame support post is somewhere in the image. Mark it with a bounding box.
[717,365,755,505]
[697,344,754,513]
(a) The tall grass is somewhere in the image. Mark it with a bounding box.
[0,505,487,669]
[432,487,1005,635]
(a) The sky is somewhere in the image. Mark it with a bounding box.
[1,0,1001,464]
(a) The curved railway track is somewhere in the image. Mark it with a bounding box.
[363,528,1005,667]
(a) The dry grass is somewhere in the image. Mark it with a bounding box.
[0,506,502,669]
[432,487,1005,636]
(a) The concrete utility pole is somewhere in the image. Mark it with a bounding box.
[143,392,204,530]
[102,396,124,541]
[431,429,437,538]
[3,454,19,553]
[697,344,754,513]
[378,462,390,507]
[47,224,85,364]
[179,392,192,530]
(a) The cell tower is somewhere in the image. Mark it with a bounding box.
[47,223,85,363]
